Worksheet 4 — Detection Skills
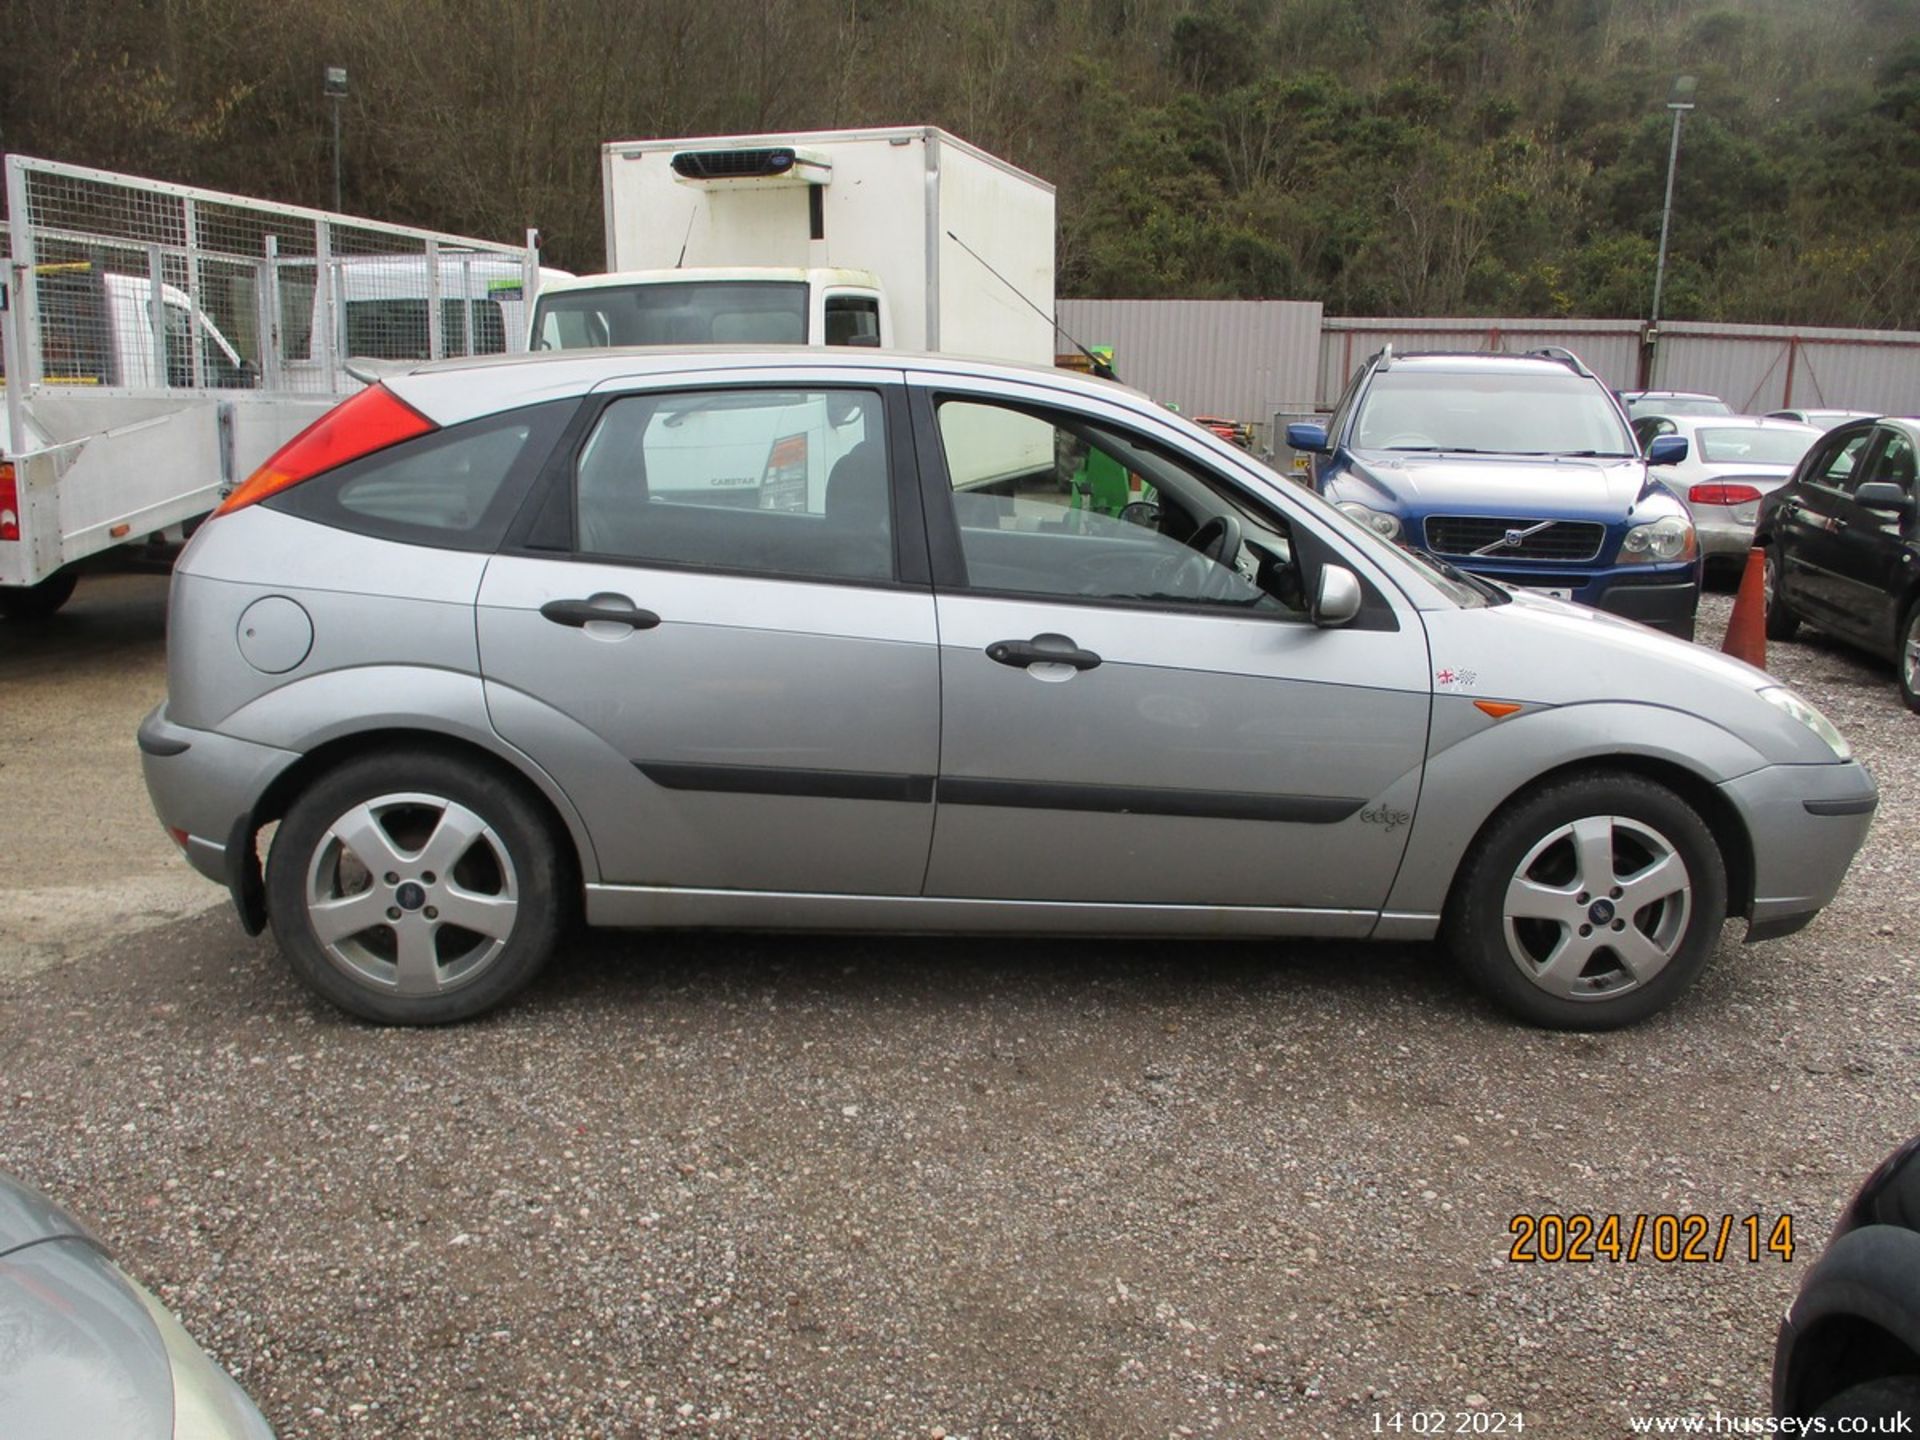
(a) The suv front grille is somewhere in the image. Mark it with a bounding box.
[1424,516,1605,562]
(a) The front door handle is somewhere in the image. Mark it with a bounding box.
[540,596,662,630]
[986,633,1102,671]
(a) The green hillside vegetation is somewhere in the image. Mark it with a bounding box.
[2,0,1915,326]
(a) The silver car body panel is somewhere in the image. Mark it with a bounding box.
[477,556,939,894]
[926,590,1429,906]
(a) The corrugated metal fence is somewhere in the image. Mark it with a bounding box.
[1060,301,1920,439]
[1055,299,1323,419]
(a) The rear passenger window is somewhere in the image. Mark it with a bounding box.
[267,401,571,551]
[573,388,892,583]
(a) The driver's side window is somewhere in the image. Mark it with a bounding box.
[932,398,1300,615]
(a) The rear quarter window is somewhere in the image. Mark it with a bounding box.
[266,399,575,551]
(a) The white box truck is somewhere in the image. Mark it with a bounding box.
[530,127,1057,366]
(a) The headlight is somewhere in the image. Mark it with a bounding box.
[1619,515,1697,564]
[1758,685,1851,760]
[1337,502,1402,541]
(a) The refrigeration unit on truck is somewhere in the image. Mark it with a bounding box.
[529,127,1059,494]
[1,155,553,618]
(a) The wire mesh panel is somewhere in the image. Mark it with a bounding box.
[2,156,541,397]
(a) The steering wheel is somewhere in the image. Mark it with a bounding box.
[1186,513,1243,566]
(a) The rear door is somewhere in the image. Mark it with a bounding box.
[477,368,940,895]
[1823,425,1919,652]
[911,374,1431,917]
[1777,424,1876,634]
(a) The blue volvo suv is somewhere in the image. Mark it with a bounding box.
[1289,348,1700,638]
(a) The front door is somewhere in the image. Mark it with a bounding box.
[911,380,1432,915]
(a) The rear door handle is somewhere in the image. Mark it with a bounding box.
[986,633,1102,671]
[540,596,661,630]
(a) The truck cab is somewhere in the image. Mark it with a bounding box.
[529,267,887,352]
[34,264,254,390]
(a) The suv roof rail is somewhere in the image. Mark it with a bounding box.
[1523,345,1591,377]
[1365,343,1394,371]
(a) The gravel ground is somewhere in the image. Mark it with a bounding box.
[1,580,1916,1439]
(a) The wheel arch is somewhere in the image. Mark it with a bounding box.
[233,726,597,933]
[1387,702,1766,923]
[1442,754,1756,925]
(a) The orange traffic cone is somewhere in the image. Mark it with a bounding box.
[1721,546,1767,670]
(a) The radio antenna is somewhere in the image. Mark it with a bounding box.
[945,229,1115,380]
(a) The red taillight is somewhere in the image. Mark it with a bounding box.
[1690,483,1763,506]
[213,384,435,517]
[0,462,19,541]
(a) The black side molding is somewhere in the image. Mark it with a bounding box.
[638,762,935,804]
[937,777,1365,824]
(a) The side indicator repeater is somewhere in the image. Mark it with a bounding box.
[1474,700,1524,720]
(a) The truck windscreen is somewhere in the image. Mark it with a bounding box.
[533,281,809,350]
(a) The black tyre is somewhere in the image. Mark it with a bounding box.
[1811,1376,1920,1424]
[265,749,568,1024]
[1445,772,1728,1030]
[1899,600,1920,716]
[1763,547,1800,642]
[0,569,78,621]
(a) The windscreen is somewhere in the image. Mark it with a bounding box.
[1695,427,1818,466]
[1355,370,1635,456]
[533,281,809,350]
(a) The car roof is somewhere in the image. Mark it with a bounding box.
[376,345,1155,427]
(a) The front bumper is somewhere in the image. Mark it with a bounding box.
[1589,572,1700,637]
[1719,760,1877,940]
[139,704,300,913]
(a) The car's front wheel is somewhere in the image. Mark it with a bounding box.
[1446,772,1727,1029]
[265,749,567,1024]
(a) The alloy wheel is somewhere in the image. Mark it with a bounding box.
[304,791,519,997]
[1500,814,1692,1001]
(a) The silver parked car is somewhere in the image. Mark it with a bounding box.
[1631,413,1823,572]
[140,350,1876,1030]
[0,1172,275,1438]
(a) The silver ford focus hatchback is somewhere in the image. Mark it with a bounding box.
[140,349,1876,1029]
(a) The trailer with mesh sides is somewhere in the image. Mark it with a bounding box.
[0,156,559,618]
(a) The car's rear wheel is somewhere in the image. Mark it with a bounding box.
[266,749,567,1024]
[1899,601,1920,715]
[1763,547,1800,641]
[1446,772,1727,1029]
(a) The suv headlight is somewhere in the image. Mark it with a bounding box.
[1337,502,1402,541]
[1619,515,1697,564]
[1759,685,1851,760]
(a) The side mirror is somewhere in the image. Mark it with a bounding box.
[1287,422,1330,454]
[1311,565,1363,628]
[1647,434,1689,465]
[1854,481,1915,515]
[1119,500,1162,529]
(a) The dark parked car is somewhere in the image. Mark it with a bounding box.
[1757,416,1920,711]
[1774,1135,1920,1423]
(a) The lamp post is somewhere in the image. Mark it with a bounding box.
[1645,74,1697,387]
[324,66,348,212]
